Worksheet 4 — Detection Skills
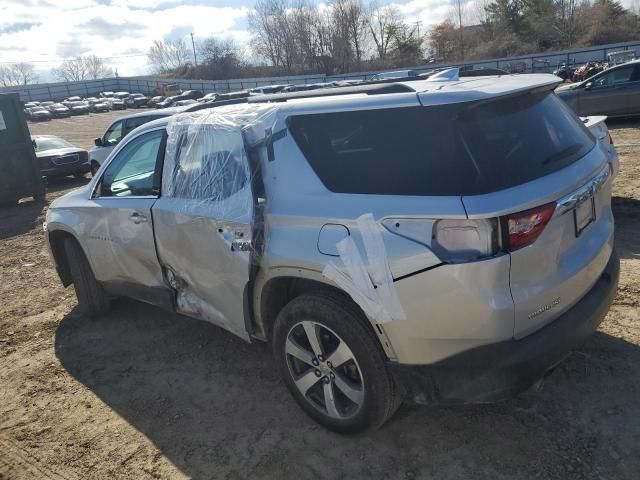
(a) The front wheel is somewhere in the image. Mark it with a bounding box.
[64,238,111,316]
[272,293,399,433]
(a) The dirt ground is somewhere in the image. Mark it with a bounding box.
[1,112,639,480]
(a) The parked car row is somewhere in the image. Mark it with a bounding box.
[22,91,151,121]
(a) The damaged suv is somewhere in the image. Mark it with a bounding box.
[45,70,619,433]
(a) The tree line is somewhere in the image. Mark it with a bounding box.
[160,0,639,80]
[430,0,640,62]
[2,0,637,87]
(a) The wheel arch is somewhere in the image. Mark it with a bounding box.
[254,272,397,360]
[47,229,86,287]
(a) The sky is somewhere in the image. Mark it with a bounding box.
[0,0,457,81]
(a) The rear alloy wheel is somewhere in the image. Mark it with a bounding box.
[286,320,365,420]
[273,293,399,433]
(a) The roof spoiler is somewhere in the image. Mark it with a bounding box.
[425,68,459,82]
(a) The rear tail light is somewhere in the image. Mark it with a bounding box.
[432,218,499,263]
[505,202,556,251]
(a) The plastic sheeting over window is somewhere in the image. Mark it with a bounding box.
[162,103,279,222]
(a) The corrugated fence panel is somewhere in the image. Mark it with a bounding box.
[2,40,638,102]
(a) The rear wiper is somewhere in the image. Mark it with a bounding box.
[543,143,583,165]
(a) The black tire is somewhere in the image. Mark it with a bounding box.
[64,238,110,316]
[73,172,86,180]
[272,292,399,433]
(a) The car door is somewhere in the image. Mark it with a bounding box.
[152,123,254,340]
[619,64,640,116]
[84,127,170,307]
[579,64,636,116]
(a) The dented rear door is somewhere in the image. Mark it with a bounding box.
[152,124,254,340]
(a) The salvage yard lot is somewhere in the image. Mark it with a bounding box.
[1,113,639,479]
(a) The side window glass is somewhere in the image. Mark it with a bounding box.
[100,129,164,197]
[169,127,248,202]
[103,120,124,145]
[124,116,149,137]
[594,66,633,87]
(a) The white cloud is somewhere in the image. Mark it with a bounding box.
[0,0,249,79]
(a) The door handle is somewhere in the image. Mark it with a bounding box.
[129,212,148,224]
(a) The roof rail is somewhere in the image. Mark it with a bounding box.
[181,79,419,113]
[248,82,415,103]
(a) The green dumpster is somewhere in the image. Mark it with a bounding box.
[0,93,45,205]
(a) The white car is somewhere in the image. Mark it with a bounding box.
[88,109,179,175]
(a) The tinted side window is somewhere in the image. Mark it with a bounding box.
[103,120,124,145]
[594,65,635,87]
[101,129,164,197]
[289,93,594,196]
[124,116,149,136]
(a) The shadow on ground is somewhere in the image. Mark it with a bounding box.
[55,300,640,479]
[612,196,640,260]
[0,176,88,240]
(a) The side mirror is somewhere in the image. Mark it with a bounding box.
[584,82,593,91]
[94,137,103,147]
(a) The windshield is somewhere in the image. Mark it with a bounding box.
[34,137,73,151]
[289,92,595,196]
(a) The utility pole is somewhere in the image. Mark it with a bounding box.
[190,32,198,66]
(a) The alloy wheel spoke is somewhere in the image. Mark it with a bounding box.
[294,370,321,396]
[326,340,355,369]
[323,382,342,418]
[285,336,315,367]
[302,322,323,357]
[333,371,364,406]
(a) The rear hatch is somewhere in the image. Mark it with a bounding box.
[454,91,614,338]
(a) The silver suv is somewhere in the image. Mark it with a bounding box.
[45,72,619,433]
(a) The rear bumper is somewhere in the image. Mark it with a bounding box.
[388,249,619,405]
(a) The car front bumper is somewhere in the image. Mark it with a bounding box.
[41,162,91,177]
[388,249,619,405]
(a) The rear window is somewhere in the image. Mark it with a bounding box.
[288,92,595,196]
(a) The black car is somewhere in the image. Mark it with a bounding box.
[125,93,149,108]
[66,101,90,115]
[88,99,110,113]
[32,135,90,178]
[155,96,177,108]
[48,103,71,118]
[26,107,51,121]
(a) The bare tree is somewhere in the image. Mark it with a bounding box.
[368,3,402,60]
[52,56,113,82]
[333,0,369,64]
[0,63,38,86]
[148,39,191,73]
[84,55,113,79]
[248,0,300,72]
[52,58,89,82]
